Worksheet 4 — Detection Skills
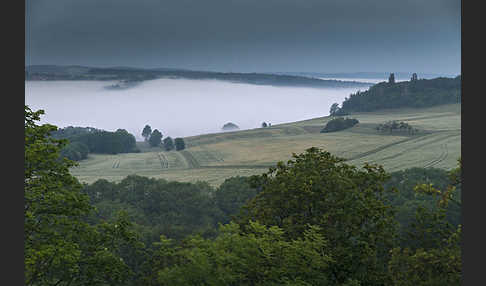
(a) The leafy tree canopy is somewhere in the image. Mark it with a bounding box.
[174,137,185,151]
[142,124,152,141]
[149,129,163,147]
[237,147,397,285]
[321,117,359,133]
[162,136,174,151]
[25,105,141,286]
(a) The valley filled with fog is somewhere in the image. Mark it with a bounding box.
[25,78,374,140]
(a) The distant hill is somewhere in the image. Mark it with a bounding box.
[339,76,461,112]
[276,72,457,81]
[25,65,372,89]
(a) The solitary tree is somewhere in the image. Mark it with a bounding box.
[329,103,340,116]
[222,122,239,131]
[163,136,174,151]
[149,129,163,147]
[389,73,396,84]
[174,137,185,151]
[261,122,268,128]
[142,125,152,142]
[411,73,418,81]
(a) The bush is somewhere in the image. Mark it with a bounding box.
[321,117,359,133]
[174,138,185,151]
[163,137,174,151]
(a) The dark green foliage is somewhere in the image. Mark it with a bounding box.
[174,137,185,150]
[25,106,142,286]
[388,73,395,84]
[388,161,462,285]
[341,76,461,112]
[162,136,174,151]
[153,222,333,286]
[149,129,163,147]
[214,176,257,224]
[321,117,359,133]
[383,167,461,246]
[83,175,224,244]
[59,141,90,161]
[376,120,417,134]
[261,122,268,128]
[29,105,462,284]
[53,126,139,158]
[51,126,101,139]
[237,148,397,285]
[142,124,152,142]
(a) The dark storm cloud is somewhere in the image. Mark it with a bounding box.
[25,0,461,74]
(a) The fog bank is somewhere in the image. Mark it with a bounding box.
[25,78,369,140]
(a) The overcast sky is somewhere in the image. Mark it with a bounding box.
[25,0,461,75]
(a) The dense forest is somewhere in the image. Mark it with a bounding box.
[52,126,139,161]
[340,75,461,112]
[26,105,461,285]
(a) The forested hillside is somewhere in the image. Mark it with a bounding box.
[340,75,461,112]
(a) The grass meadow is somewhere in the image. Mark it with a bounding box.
[71,104,461,186]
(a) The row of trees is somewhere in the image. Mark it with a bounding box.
[142,125,185,150]
[376,120,419,134]
[26,105,462,286]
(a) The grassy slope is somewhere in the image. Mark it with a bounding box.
[71,104,461,187]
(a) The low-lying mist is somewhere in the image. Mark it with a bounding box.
[25,78,370,140]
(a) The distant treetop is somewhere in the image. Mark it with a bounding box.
[222,122,240,131]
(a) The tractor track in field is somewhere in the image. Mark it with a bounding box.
[112,160,120,169]
[198,164,272,169]
[179,150,201,168]
[346,134,429,162]
[346,130,460,162]
[399,113,460,122]
[178,149,270,170]
[423,143,449,169]
[157,152,169,169]
[369,133,459,163]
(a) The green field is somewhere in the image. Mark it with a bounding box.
[71,104,461,186]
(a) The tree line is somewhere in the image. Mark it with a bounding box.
[142,124,185,151]
[52,126,140,161]
[25,105,461,286]
[339,74,461,113]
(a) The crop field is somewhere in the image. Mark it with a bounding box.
[71,104,461,187]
